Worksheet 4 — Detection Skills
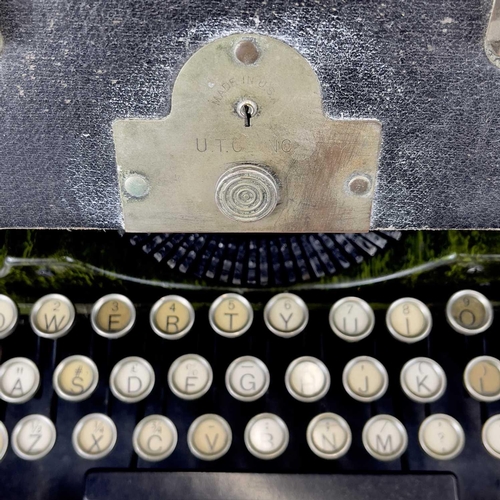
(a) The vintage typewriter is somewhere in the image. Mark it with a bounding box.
[1,0,500,499]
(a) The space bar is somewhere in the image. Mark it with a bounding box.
[84,471,459,500]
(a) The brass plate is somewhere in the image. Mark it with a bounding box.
[486,0,500,68]
[113,33,382,233]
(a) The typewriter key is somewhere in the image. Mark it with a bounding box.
[91,294,136,339]
[285,356,330,403]
[0,357,40,404]
[110,356,155,403]
[419,414,465,460]
[11,415,56,461]
[362,415,408,461]
[446,290,493,335]
[464,356,500,402]
[386,297,432,343]
[0,421,8,462]
[306,413,352,460]
[72,413,117,460]
[329,297,375,342]
[187,414,232,461]
[482,414,500,459]
[264,293,309,338]
[133,415,178,462]
[342,356,388,403]
[400,357,447,403]
[244,413,289,460]
[53,355,99,402]
[30,294,75,339]
[225,356,270,402]
[168,354,213,400]
[150,295,195,340]
[209,293,253,338]
[0,295,18,339]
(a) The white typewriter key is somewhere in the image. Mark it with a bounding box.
[482,414,500,459]
[342,356,388,402]
[11,415,56,460]
[419,414,465,460]
[0,421,8,462]
[133,415,178,462]
[110,356,155,403]
[30,293,75,339]
[446,290,493,335]
[306,413,352,460]
[91,294,136,339]
[209,293,253,338]
[285,356,330,402]
[168,354,213,400]
[187,414,232,461]
[0,295,18,339]
[362,415,408,461]
[329,297,375,342]
[150,295,195,340]
[53,355,99,402]
[264,293,309,338]
[400,357,446,403]
[244,413,289,460]
[73,413,117,460]
[463,356,500,402]
[225,356,270,402]
[386,297,432,343]
[0,357,40,404]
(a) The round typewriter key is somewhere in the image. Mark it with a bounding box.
[0,357,40,404]
[53,355,99,402]
[12,414,56,460]
[419,414,465,460]
[285,356,330,403]
[187,414,232,461]
[400,357,446,403]
[386,297,432,343]
[264,293,309,338]
[329,297,375,342]
[91,294,136,339]
[446,290,493,335]
[0,421,8,462]
[362,415,408,461]
[30,293,75,339]
[73,413,117,460]
[209,293,253,338]
[0,295,18,339]
[306,413,352,460]
[244,413,289,460]
[133,415,178,462]
[168,354,213,400]
[225,356,270,402]
[342,356,388,402]
[110,356,155,403]
[150,295,195,340]
[464,356,500,402]
[482,414,500,459]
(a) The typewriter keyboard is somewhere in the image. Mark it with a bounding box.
[0,287,499,499]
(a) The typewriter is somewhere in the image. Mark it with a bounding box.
[1,1,500,499]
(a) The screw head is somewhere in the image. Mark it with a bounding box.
[348,175,372,196]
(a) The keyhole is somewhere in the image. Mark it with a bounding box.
[236,99,258,128]
[243,105,252,127]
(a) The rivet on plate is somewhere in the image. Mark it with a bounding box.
[124,173,150,199]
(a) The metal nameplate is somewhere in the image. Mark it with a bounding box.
[486,0,500,68]
[113,33,382,233]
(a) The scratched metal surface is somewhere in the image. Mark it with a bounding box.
[0,0,499,229]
